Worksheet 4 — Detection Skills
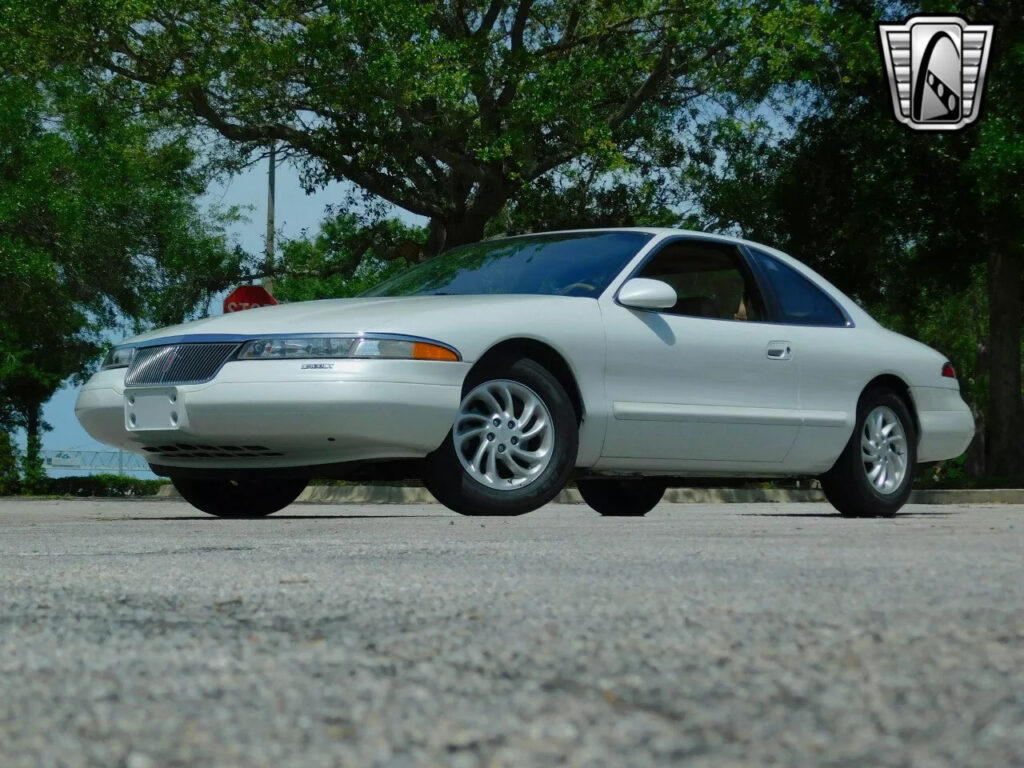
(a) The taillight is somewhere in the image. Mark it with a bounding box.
[941,362,956,379]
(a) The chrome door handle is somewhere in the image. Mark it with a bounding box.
[766,342,792,360]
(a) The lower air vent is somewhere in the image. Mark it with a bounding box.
[141,444,284,459]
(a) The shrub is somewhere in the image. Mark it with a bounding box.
[29,474,169,497]
[0,431,20,495]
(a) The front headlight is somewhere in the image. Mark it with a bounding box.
[237,336,459,361]
[101,346,136,370]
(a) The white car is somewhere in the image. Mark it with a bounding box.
[77,228,974,518]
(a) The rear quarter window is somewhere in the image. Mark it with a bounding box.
[749,249,847,327]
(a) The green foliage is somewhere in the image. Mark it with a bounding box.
[0,70,252,472]
[0,0,1016,486]
[0,431,20,495]
[23,474,169,498]
[273,214,423,302]
[917,453,970,489]
[0,74,249,333]
[4,0,828,251]
[687,0,1024,481]
[20,425,47,493]
[489,163,685,236]
[869,266,989,411]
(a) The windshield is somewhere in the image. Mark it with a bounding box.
[361,231,653,298]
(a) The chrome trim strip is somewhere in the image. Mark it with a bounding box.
[120,333,462,361]
[613,401,806,426]
[130,334,254,348]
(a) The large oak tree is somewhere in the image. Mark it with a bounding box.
[5,0,819,255]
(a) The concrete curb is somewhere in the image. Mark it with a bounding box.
[152,484,1024,505]
[905,488,1024,505]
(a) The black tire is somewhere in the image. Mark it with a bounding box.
[423,357,578,516]
[171,476,307,518]
[820,388,917,518]
[577,478,667,517]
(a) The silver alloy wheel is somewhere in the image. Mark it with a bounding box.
[861,405,908,495]
[453,379,555,490]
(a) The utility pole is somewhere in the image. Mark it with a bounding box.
[264,143,276,295]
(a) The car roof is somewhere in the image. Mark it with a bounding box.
[492,226,760,250]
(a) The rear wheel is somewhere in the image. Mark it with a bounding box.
[423,357,577,516]
[820,389,916,518]
[577,478,667,517]
[171,476,307,518]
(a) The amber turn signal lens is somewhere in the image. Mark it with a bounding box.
[412,342,459,361]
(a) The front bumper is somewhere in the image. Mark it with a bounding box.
[76,359,470,470]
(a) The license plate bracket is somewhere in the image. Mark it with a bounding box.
[125,388,187,431]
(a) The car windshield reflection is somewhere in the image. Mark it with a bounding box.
[360,231,653,298]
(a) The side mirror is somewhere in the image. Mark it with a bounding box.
[617,278,677,310]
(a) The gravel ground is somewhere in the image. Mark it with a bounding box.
[1,498,1022,768]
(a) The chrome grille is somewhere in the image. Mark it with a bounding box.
[125,343,239,386]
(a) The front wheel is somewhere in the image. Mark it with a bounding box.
[820,389,916,518]
[577,478,667,517]
[423,357,578,516]
[171,476,307,517]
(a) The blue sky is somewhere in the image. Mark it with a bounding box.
[32,159,424,476]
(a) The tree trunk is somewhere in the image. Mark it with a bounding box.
[423,218,448,259]
[445,214,489,251]
[424,213,491,257]
[424,185,507,257]
[23,402,45,490]
[985,248,1024,481]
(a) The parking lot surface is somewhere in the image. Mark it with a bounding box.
[1,498,1022,767]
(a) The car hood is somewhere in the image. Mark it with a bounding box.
[122,295,589,346]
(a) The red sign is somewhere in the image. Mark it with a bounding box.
[224,285,278,313]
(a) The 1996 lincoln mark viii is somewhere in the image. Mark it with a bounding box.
[77,228,975,518]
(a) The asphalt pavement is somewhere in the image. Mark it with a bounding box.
[1,498,1022,767]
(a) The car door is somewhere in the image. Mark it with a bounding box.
[597,237,801,468]
[742,245,859,472]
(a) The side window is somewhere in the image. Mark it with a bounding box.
[749,249,847,327]
[634,242,765,321]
